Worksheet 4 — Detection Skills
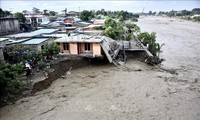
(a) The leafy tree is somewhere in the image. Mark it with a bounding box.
[193,16,200,22]
[22,10,28,14]
[14,12,26,23]
[181,10,192,16]
[43,9,49,16]
[32,7,40,14]
[103,26,117,40]
[49,11,57,16]
[80,10,94,21]
[148,11,153,15]
[138,32,161,56]
[104,18,117,28]
[0,8,12,17]
[125,23,140,33]
[3,10,12,17]
[0,60,25,93]
[0,8,4,17]
[192,8,200,14]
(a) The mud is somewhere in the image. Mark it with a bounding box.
[31,57,90,94]
[0,16,200,120]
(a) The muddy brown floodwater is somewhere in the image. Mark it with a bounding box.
[1,16,200,120]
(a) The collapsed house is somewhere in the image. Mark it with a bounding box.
[54,33,124,64]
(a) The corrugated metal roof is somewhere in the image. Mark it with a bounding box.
[0,38,9,42]
[32,29,59,34]
[23,38,49,45]
[8,29,59,38]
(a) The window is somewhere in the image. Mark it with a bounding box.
[26,18,31,23]
[85,43,91,51]
[37,18,42,23]
[63,43,69,50]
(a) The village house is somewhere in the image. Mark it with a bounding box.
[55,33,123,63]
[55,34,103,58]
[25,14,49,24]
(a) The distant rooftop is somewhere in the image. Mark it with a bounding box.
[23,38,49,45]
[7,29,59,38]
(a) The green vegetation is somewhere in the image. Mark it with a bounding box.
[157,8,200,22]
[102,17,140,41]
[193,16,200,22]
[102,17,162,56]
[0,61,26,99]
[37,60,46,70]
[138,32,162,56]
[131,17,138,22]
[80,10,95,21]
[1,42,60,106]
[102,18,124,40]
[14,12,26,23]
[5,42,60,63]
[0,8,12,17]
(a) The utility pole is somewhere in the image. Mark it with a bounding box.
[78,7,80,18]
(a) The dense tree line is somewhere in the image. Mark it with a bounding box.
[158,8,200,17]
[79,9,139,21]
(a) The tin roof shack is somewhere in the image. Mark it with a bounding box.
[22,38,52,51]
[7,29,59,39]
[55,34,123,64]
[0,18,20,35]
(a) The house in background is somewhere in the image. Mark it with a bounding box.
[66,11,79,17]
[25,14,49,24]
[93,19,105,25]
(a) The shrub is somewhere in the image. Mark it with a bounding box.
[138,32,161,56]
[38,60,46,70]
[0,61,25,96]
[193,16,200,22]
[131,17,138,22]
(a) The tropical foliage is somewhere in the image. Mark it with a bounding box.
[14,12,26,23]
[138,32,162,56]
[0,61,25,96]
[80,10,95,21]
[0,8,12,17]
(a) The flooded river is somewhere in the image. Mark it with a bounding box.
[137,16,200,71]
[0,16,200,120]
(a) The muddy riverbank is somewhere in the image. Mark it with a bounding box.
[1,16,200,120]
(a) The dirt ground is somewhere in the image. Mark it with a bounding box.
[1,16,200,120]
